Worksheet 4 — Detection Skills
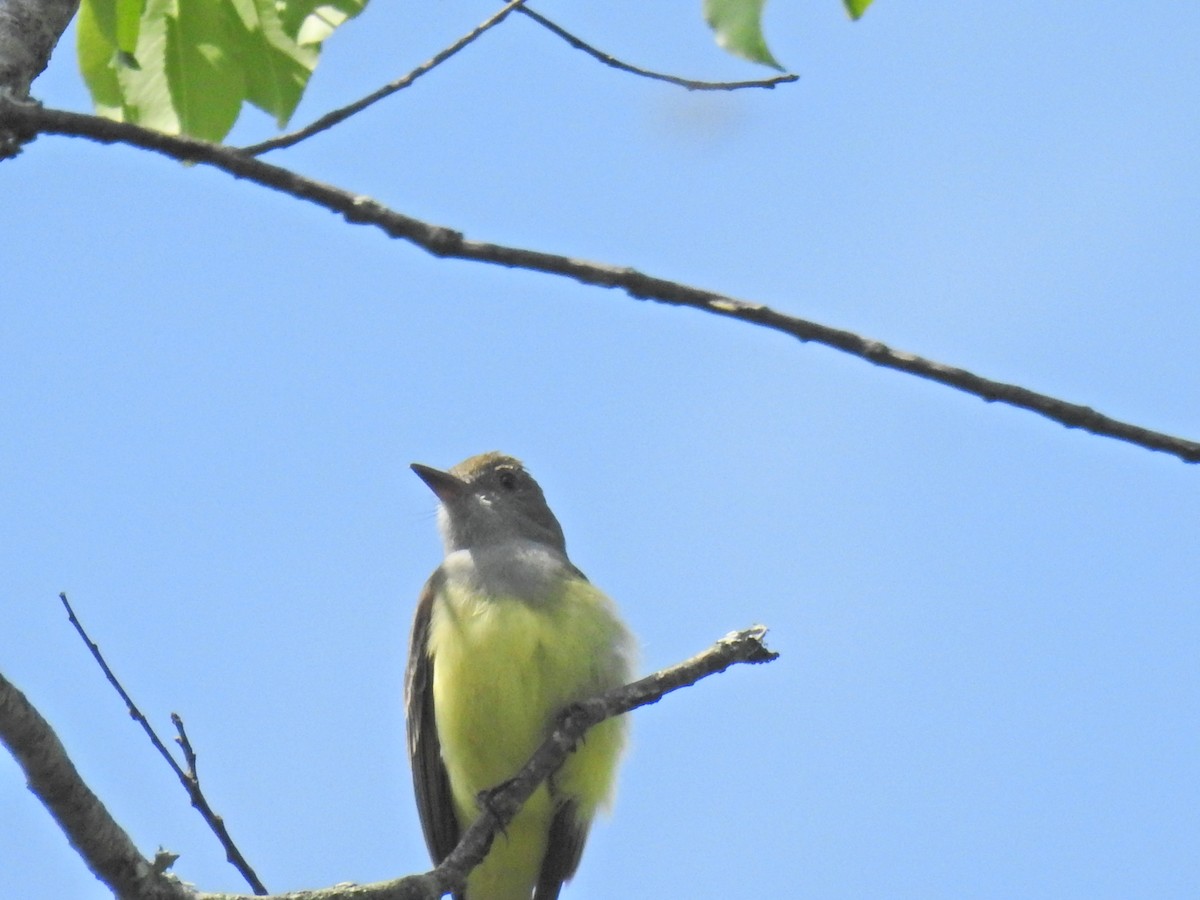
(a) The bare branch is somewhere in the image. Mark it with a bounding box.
[170,714,199,776]
[2,101,1196,464]
[0,0,76,157]
[0,670,187,900]
[517,6,799,91]
[242,0,797,157]
[241,0,528,156]
[3,627,776,900]
[60,593,270,895]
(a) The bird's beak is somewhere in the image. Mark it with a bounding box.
[411,463,469,502]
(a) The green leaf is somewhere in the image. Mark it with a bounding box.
[82,0,119,47]
[226,0,318,127]
[76,0,367,142]
[164,0,244,140]
[278,0,368,45]
[703,0,784,71]
[843,0,875,20]
[79,0,145,57]
[115,0,146,57]
[114,0,180,134]
[77,0,124,118]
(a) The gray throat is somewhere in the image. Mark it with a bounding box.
[440,539,581,604]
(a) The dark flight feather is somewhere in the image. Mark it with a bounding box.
[405,570,461,870]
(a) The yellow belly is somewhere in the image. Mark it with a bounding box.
[428,577,631,899]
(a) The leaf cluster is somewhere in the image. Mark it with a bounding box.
[77,0,367,141]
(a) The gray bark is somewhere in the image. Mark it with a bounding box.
[0,0,79,99]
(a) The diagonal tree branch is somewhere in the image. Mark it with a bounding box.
[60,593,269,895]
[241,0,529,156]
[515,5,799,91]
[2,100,1197,464]
[2,627,776,900]
[242,0,796,157]
[0,671,186,900]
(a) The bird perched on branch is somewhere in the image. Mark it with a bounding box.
[406,452,634,900]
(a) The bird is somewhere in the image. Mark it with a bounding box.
[405,452,635,900]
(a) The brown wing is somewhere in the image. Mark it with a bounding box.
[534,798,591,900]
[404,570,461,866]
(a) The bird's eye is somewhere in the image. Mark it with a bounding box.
[498,470,518,490]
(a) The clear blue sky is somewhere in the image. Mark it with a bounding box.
[3,2,1198,898]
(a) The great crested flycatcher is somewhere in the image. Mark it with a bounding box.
[405,452,634,900]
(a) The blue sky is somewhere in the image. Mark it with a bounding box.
[2,2,1198,898]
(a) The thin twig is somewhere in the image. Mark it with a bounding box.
[241,0,528,156]
[59,593,190,784]
[0,670,185,900]
[5,104,1198,464]
[518,6,799,91]
[58,593,270,896]
[171,713,198,774]
[242,0,794,158]
[2,625,777,900]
